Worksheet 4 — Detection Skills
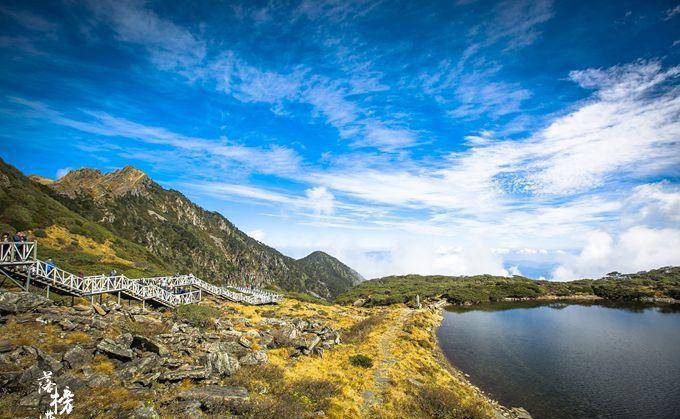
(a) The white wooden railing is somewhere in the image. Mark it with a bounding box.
[0,242,281,306]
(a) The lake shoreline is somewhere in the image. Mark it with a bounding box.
[428,302,532,419]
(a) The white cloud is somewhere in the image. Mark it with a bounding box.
[56,167,72,179]
[306,186,335,216]
[247,229,267,242]
[86,0,206,70]
[552,226,680,280]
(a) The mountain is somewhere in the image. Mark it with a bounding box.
[296,251,364,298]
[0,159,168,277]
[31,163,359,298]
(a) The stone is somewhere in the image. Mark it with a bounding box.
[97,338,134,361]
[86,372,113,388]
[59,318,77,331]
[238,336,253,349]
[160,366,211,382]
[176,385,249,410]
[293,333,321,351]
[239,350,268,366]
[0,291,51,314]
[352,298,366,307]
[511,407,532,419]
[118,355,159,380]
[133,314,162,324]
[92,303,107,316]
[135,371,161,387]
[36,349,62,374]
[207,352,240,377]
[63,345,92,370]
[130,404,161,419]
[178,401,204,417]
[131,335,169,356]
[0,340,13,353]
[56,373,88,392]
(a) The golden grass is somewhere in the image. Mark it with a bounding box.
[229,299,496,419]
[39,225,134,266]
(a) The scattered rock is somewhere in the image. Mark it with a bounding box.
[132,335,169,356]
[352,298,366,307]
[0,292,51,314]
[511,407,532,419]
[63,345,92,370]
[160,366,211,382]
[0,340,13,353]
[239,350,268,366]
[92,303,107,316]
[176,385,249,410]
[97,338,134,361]
[130,404,161,419]
[207,352,240,377]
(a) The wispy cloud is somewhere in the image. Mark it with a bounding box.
[85,0,206,70]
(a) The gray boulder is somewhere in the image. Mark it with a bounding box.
[0,291,51,314]
[97,338,134,361]
[160,366,211,382]
[131,335,169,356]
[176,385,249,410]
[239,350,268,366]
[62,345,92,370]
[207,352,240,377]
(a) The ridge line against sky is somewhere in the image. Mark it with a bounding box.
[0,0,678,280]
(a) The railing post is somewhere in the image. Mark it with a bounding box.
[25,265,31,291]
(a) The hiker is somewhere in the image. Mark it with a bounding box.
[12,231,26,260]
[109,269,117,277]
[45,257,55,277]
[1,233,10,261]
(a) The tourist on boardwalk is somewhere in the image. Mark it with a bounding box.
[45,257,55,277]
[110,269,117,277]
[1,233,10,261]
[12,231,27,260]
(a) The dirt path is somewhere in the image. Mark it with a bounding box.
[361,308,411,414]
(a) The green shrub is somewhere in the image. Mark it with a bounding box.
[349,354,373,368]
[402,385,491,419]
[344,314,383,344]
[175,304,221,328]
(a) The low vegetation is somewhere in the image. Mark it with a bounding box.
[175,304,221,328]
[336,267,680,307]
[349,354,373,368]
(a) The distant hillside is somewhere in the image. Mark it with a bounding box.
[336,267,680,306]
[22,163,359,297]
[296,251,364,298]
[0,159,168,277]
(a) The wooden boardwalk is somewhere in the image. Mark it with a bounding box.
[0,241,281,307]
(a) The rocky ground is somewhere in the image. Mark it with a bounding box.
[0,287,527,418]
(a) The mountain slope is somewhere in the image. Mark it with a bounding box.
[42,165,359,297]
[0,159,168,277]
[296,251,364,298]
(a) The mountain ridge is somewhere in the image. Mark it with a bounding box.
[22,162,361,298]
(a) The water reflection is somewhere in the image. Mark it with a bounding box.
[438,302,680,419]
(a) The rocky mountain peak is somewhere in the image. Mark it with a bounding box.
[51,165,153,201]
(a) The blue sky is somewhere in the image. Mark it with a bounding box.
[0,0,679,280]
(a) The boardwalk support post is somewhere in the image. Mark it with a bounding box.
[46,285,50,299]
[117,291,121,305]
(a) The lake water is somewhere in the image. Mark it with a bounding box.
[437,302,680,419]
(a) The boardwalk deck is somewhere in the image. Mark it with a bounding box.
[0,242,281,307]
